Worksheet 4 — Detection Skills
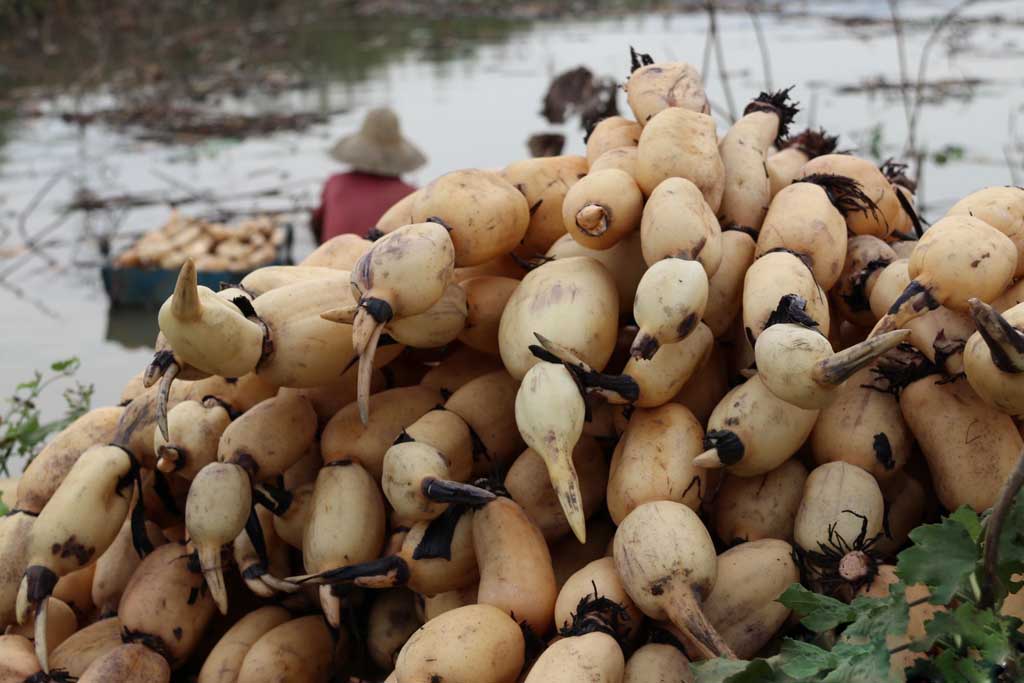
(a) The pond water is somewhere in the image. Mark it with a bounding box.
[1,0,1023,421]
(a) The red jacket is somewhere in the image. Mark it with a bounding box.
[311,172,417,243]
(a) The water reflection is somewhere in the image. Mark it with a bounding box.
[105,305,159,350]
[0,4,541,118]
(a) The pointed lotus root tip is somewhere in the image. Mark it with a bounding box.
[967,297,987,318]
[659,589,737,660]
[356,321,385,426]
[319,586,341,628]
[699,429,745,467]
[813,328,910,387]
[156,362,180,443]
[320,304,358,325]
[873,280,938,339]
[421,478,496,507]
[867,314,897,340]
[969,297,1024,374]
[527,345,568,369]
[34,597,50,674]
[575,204,609,236]
[553,472,586,544]
[533,332,590,370]
[170,258,202,321]
[351,307,379,357]
[198,545,229,615]
[143,350,175,388]
[692,449,723,469]
[261,574,300,594]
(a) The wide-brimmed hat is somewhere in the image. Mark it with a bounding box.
[329,107,426,175]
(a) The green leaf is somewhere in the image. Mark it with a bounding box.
[691,658,783,683]
[0,358,93,474]
[725,660,786,683]
[778,639,836,678]
[996,490,1024,597]
[908,649,996,683]
[691,658,749,683]
[50,357,79,373]
[0,491,7,515]
[15,376,40,391]
[844,583,908,639]
[14,415,42,442]
[919,604,1017,664]
[821,638,895,683]
[896,508,981,604]
[777,584,857,632]
[949,506,982,543]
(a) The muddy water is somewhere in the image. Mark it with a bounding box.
[1,1,1022,422]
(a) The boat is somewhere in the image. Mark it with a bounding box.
[101,213,293,307]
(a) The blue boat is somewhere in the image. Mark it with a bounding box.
[102,224,293,308]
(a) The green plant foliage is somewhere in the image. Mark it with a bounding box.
[693,491,1024,682]
[0,357,93,476]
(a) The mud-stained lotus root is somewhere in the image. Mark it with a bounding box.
[502,155,588,256]
[411,169,530,267]
[586,117,642,164]
[498,256,619,380]
[636,108,725,212]
[625,61,709,124]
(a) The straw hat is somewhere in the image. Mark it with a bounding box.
[329,107,426,176]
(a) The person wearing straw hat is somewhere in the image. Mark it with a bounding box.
[311,107,427,243]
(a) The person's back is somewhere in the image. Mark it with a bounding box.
[313,171,416,242]
[312,107,426,243]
